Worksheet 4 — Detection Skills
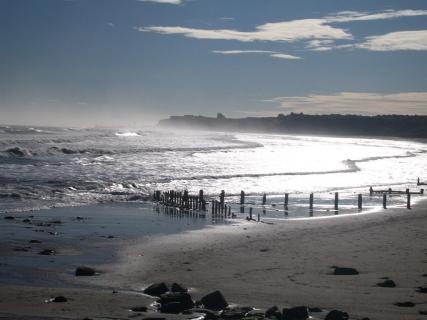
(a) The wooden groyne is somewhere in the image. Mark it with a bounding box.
[152,184,424,221]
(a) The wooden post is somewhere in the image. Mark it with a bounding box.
[383,193,387,209]
[309,193,314,210]
[240,190,245,205]
[257,213,260,222]
[406,188,410,194]
[421,189,424,195]
[220,190,225,205]
[334,192,339,211]
[284,193,289,208]
[407,192,411,209]
[369,186,373,196]
[388,188,392,194]
[228,206,231,217]
[358,194,362,210]
[211,201,214,214]
[262,193,267,205]
[249,207,253,220]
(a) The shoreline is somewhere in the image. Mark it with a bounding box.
[1,199,426,319]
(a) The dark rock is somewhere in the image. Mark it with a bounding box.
[53,296,67,303]
[416,286,427,293]
[188,308,220,320]
[331,266,359,275]
[394,302,415,307]
[29,240,41,244]
[75,266,96,276]
[160,302,189,314]
[265,305,281,320]
[171,282,188,293]
[158,292,194,312]
[376,279,396,288]
[131,306,148,312]
[22,219,31,223]
[39,249,56,255]
[222,307,253,319]
[4,216,15,220]
[419,310,427,315]
[282,306,308,320]
[143,282,169,296]
[308,307,322,313]
[325,310,349,320]
[200,290,228,310]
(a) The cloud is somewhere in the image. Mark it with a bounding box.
[138,9,427,46]
[213,50,302,60]
[357,30,427,51]
[266,92,427,115]
[138,19,352,42]
[137,0,182,4]
[270,53,302,60]
[212,50,276,55]
[325,9,427,23]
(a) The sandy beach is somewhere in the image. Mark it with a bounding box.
[0,198,426,320]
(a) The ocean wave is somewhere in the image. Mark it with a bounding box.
[115,132,141,137]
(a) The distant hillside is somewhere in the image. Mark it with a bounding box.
[158,113,427,138]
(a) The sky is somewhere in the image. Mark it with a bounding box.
[0,0,426,127]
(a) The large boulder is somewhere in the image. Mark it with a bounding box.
[200,290,228,310]
[171,283,188,293]
[325,310,349,320]
[282,306,308,320]
[158,292,194,313]
[332,266,359,275]
[75,266,96,276]
[143,282,169,296]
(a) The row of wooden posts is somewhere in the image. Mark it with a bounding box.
[153,186,424,214]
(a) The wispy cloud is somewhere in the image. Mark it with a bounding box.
[212,50,276,55]
[357,30,427,51]
[265,92,427,115]
[138,9,427,45]
[138,19,352,42]
[325,9,427,23]
[137,0,182,4]
[270,53,302,60]
[213,50,302,60]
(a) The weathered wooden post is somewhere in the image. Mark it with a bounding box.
[257,213,260,222]
[284,193,289,208]
[309,193,314,210]
[369,186,373,196]
[228,206,231,217]
[388,188,392,194]
[407,192,411,209]
[406,188,410,194]
[262,193,267,205]
[358,194,362,210]
[421,188,424,195]
[211,200,214,214]
[240,191,245,205]
[334,192,339,211]
[183,190,189,209]
[220,190,225,205]
[199,189,204,203]
[249,207,253,220]
[156,190,161,202]
[224,204,227,216]
[383,193,387,209]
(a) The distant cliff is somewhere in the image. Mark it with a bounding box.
[158,113,427,138]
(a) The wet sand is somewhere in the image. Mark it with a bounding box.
[0,200,426,319]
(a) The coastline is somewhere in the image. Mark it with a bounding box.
[1,199,426,319]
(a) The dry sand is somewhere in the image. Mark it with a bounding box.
[1,200,426,319]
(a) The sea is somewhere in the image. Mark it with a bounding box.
[1,125,426,218]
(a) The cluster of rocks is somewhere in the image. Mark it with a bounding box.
[142,282,353,320]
